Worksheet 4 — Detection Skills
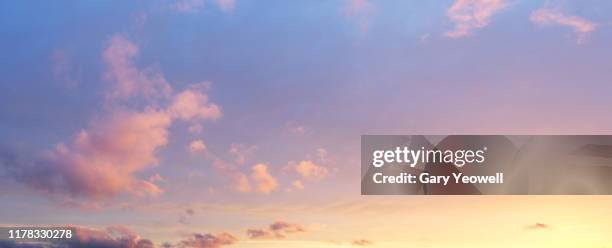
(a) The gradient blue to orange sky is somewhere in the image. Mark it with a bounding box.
[1,0,612,247]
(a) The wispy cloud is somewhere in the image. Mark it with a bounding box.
[530,7,596,43]
[103,35,172,101]
[525,222,552,230]
[351,239,374,246]
[228,143,257,165]
[445,0,509,38]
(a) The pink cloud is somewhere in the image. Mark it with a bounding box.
[169,86,222,121]
[445,0,509,38]
[22,109,171,200]
[530,8,596,43]
[3,35,222,203]
[251,163,278,194]
[103,35,172,100]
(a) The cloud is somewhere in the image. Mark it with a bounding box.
[103,35,172,100]
[351,239,373,246]
[445,0,509,38]
[0,226,156,248]
[525,222,551,230]
[5,109,170,200]
[530,8,596,43]
[178,233,237,248]
[1,35,222,203]
[169,86,222,121]
[251,163,278,194]
[188,140,207,153]
[293,160,329,181]
[247,221,305,239]
[228,144,257,165]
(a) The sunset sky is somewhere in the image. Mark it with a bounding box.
[1,0,612,247]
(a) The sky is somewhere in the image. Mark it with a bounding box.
[1,0,612,247]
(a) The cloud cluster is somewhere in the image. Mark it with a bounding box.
[293,160,329,181]
[178,233,237,248]
[530,8,596,42]
[1,35,221,203]
[246,221,305,239]
[0,227,239,248]
[445,0,509,38]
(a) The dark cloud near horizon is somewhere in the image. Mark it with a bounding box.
[525,222,551,230]
[246,221,305,239]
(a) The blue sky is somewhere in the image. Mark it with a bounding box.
[2,1,612,247]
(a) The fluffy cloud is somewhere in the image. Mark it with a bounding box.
[351,239,373,246]
[178,233,237,248]
[247,221,305,239]
[251,163,278,194]
[1,35,221,203]
[293,160,329,181]
[169,87,221,121]
[525,222,551,230]
[445,0,509,38]
[188,140,207,153]
[530,8,596,42]
[7,109,170,200]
